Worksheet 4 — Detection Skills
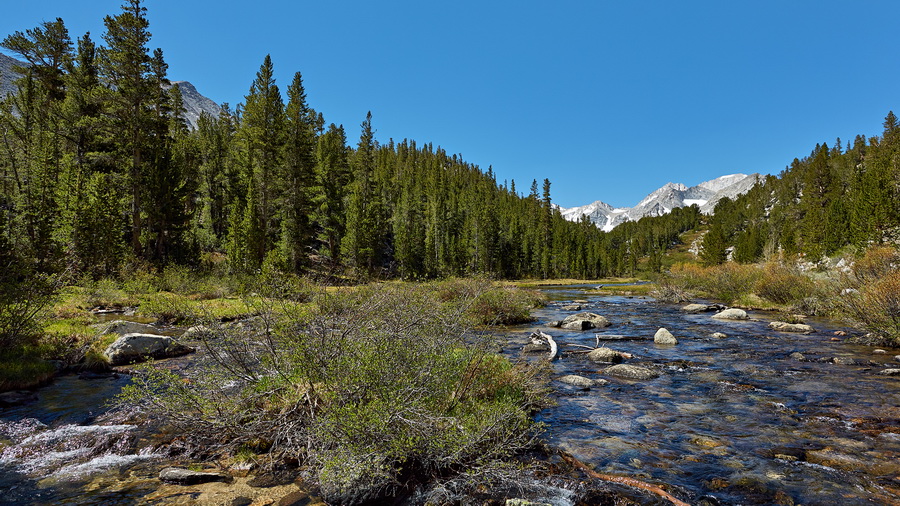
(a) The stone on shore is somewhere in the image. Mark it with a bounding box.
[104,333,194,366]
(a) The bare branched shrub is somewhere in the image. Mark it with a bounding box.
[666,263,761,304]
[651,276,691,303]
[755,263,816,305]
[850,245,900,285]
[843,269,900,346]
[119,282,546,504]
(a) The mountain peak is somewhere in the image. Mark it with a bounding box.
[561,173,761,231]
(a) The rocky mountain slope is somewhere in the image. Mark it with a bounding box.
[561,173,762,231]
[0,52,219,128]
[1,53,19,97]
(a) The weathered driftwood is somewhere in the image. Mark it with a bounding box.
[559,451,690,506]
[530,330,558,361]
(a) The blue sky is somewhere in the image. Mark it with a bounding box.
[2,1,899,208]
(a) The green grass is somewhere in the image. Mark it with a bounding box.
[0,351,56,391]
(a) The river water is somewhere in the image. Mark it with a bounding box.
[1,285,899,504]
[508,285,900,505]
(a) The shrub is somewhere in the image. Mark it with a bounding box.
[843,269,900,346]
[851,245,900,285]
[666,262,760,305]
[139,291,198,324]
[119,282,546,504]
[755,263,816,305]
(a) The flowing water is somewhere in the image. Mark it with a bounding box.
[505,285,900,505]
[2,287,899,504]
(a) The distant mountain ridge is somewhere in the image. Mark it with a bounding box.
[561,173,762,231]
[0,52,220,128]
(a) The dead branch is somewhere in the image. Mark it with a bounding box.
[559,451,690,506]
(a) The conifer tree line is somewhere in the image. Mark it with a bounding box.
[4,0,689,281]
[699,112,900,265]
[5,2,894,282]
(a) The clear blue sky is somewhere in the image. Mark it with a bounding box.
[2,1,899,208]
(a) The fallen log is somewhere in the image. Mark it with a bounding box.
[559,451,690,506]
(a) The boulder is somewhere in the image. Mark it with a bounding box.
[873,349,886,354]
[97,320,160,336]
[895,355,900,363]
[769,321,814,333]
[587,347,624,364]
[711,308,748,320]
[560,312,610,331]
[710,332,727,339]
[604,364,659,380]
[159,466,231,485]
[182,324,214,340]
[789,352,807,361]
[878,369,900,376]
[558,375,606,389]
[682,303,713,313]
[561,319,595,330]
[654,327,678,345]
[104,333,194,366]
[561,304,583,311]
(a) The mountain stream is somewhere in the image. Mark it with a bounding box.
[1,284,899,504]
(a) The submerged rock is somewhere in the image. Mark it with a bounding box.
[558,374,606,389]
[104,333,194,365]
[878,368,900,376]
[769,321,814,333]
[682,303,714,313]
[159,466,231,485]
[522,342,550,353]
[587,347,624,364]
[789,352,807,361]
[710,332,727,339]
[0,390,38,407]
[654,327,678,345]
[711,308,748,320]
[604,364,659,380]
[561,304,583,311]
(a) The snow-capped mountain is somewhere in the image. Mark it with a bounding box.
[0,52,220,129]
[561,173,762,231]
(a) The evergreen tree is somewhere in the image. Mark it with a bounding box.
[280,71,316,270]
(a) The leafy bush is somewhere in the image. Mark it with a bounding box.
[119,282,546,504]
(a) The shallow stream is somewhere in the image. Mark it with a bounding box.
[1,285,899,504]
[506,284,900,505]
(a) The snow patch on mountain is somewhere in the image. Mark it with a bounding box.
[561,173,762,231]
